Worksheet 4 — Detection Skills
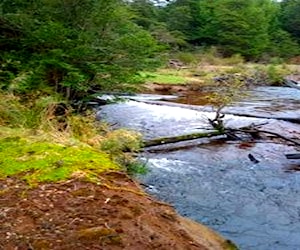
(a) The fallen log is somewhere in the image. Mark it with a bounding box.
[286,154,300,159]
[143,126,300,148]
[143,131,223,147]
[283,78,300,91]
[134,99,300,124]
[237,128,300,146]
[228,114,300,124]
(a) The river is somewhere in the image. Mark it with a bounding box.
[97,87,300,250]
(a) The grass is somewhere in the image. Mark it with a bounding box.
[0,115,145,185]
[0,127,120,185]
[141,68,205,85]
[140,48,299,87]
[140,62,297,87]
[0,90,146,185]
[142,71,187,84]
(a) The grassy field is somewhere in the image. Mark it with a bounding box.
[141,63,299,86]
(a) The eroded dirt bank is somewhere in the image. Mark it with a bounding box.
[0,172,235,250]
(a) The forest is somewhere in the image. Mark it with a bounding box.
[1,0,300,99]
[1,1,300,249]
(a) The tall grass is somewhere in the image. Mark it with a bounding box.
[0,91,146,176]
[0,92,65,129]
[0,92,28,127]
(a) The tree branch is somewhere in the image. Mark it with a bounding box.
[143,131,223,147]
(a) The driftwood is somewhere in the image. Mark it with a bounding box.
[211,103,300,124]
[144,128,300,148]
[137,99,300,124]
[286,154,300,159]
[237,128,300,146]
[141,92,300,149]
[143,122,300,149]
[283,78,300,91]
[143,131,222,147]
[224,113,300,124]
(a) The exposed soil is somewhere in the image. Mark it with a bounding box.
[0,172,234,250]
[142,83,214,106]
[143,83,197,95]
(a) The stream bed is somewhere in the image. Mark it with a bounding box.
[97,87,300,250]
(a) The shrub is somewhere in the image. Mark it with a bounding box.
[173,52,197,65]
[251,64,291,85]
[101,129,146,175]
[0,92,27,127]
[1,0,160,98]
[223,54,244,65]
[101,129,142,155]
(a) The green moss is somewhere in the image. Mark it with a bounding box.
[0,135,119,184]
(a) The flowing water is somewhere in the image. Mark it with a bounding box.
[97,87,300,250]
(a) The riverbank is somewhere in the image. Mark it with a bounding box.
[140,64,300,94]
[0,170,236,249]
[0,93,236,249]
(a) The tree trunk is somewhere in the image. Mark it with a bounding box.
[143,131,223,147]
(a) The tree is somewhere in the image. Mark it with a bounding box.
[266,0,299,59]
[128,0,187,49]
[280,0,300,42]
[160,0,297,60]
[0,0,159,98]
[196,0,273,59]
[162,0,200,41]
[128,0,160,29]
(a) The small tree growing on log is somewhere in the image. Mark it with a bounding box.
[207,74,247,133]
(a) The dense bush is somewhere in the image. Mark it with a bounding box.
[0,0,160,99]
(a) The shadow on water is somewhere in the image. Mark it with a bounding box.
[98,87,300,250]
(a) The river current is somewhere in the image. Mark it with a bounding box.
[97,87,300,250]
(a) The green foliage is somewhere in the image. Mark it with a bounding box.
[173,52,197,64]
[0,92,28,127]
[101,129,142,155]
[150,24,188,50]
[281,0,300,42]
[0,0,160,98]
[162,0,201,41]
[252,64,292,85]
[164,5,194,38]
[1,0,299,92]
[266,29,300,59]
[207,74,247,109]
[198,0,272,59]
[0,131,119,185]
[160,0,299,61]
[125,160,148,175]
[142,71,187,84]
[129,0,160,29]
[0,91,66,129]
[101,129,147,175]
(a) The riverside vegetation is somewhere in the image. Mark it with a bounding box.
[0,90,237,249]
[1,0,300,249]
